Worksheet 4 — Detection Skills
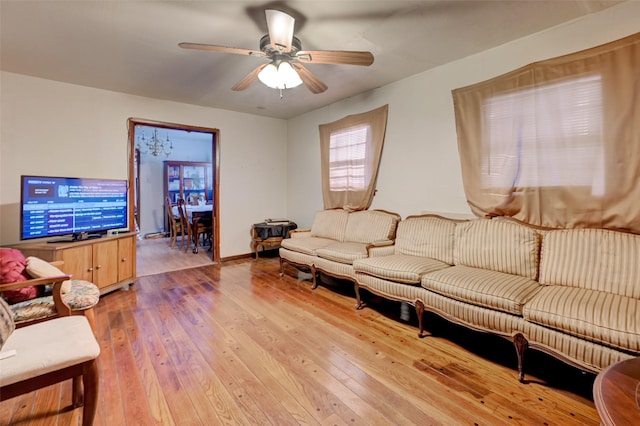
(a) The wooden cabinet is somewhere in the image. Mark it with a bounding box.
[13,233,136,295]
[117,236,134,282]
[165,161,213,204]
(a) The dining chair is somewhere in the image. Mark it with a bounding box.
[176,199,193,253]
[192,213,213,254]
[177,199,212,253]
[165,196,184,249]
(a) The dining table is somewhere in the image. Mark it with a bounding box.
[172,203,213,253]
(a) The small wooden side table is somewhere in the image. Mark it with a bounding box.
[593,357,640,425]
[251,222,297,259]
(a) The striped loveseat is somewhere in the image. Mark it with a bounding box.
[352,214,640,381]
[279,208,401,289]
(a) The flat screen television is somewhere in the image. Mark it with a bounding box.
[21,175,128,242]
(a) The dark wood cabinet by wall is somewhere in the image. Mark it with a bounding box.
[164,161,213,204]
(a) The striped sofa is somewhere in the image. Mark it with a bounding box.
[352,215,640,381]
[279,209,401,289]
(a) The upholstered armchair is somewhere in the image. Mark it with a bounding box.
[0,252,100,331]
[0,297,100,425]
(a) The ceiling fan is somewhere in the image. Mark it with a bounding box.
[179,9,374,94]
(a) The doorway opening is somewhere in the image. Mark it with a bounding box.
[127,118,220,264]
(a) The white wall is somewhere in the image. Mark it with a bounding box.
[0,72,288,258]
[286,1,640,228]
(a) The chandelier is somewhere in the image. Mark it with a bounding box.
[136,128,173,157]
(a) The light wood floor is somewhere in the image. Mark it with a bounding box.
[0,257,600,425]
[136,237,214,277]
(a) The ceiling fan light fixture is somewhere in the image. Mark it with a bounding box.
[258,61,303,90]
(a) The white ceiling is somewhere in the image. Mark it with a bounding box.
[0,1,623,120]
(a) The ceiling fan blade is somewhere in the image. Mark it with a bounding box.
[179,42,265,58]
[232,63,268,91]
[295,50,374,66]
[265,9,295,52]
[291,63,327,94]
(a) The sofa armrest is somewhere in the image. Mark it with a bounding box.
[369,239,394,247]
[290,228,311,238]
[367,240,396,257]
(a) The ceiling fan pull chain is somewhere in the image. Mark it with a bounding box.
[280,88,284,100]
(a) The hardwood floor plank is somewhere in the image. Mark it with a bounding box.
[130,305,204,425]
[5,392,39,425]
[0,255,601,425]
[16,385,58,426]
[118,305,177,425]
[109,309,157,425]
[0,395,17,425]
[93,297,127,426]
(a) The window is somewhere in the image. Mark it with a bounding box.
[452,31,640,233]
[319,105,388,210]
[482,75,605,195]
[329,124,370,191]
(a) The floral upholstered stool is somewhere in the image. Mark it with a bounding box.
[11,280,100,331]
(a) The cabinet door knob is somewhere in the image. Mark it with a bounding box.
[121,257,127,262]
[88,267,94,272]
[96,265,101,270]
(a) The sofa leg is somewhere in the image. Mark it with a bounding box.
[513,332,528,383]
[415,299,427,338]
[279,257,285,278]
[354,282,364,309]
[310,265,319,289]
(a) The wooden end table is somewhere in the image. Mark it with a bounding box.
[251,222,297,259]
[593,357,640,425]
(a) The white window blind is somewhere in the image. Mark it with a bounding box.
[482,75,604,195]
[329,124,370,191]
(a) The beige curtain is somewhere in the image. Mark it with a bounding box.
[319,104,388,210]
[453,32,640,233]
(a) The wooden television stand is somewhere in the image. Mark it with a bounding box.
[11,233,137,295]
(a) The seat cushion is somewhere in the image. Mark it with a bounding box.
[523,286,640,352]
[10,296,57,324]
[11,279,100,325]
[63,280,100,311]
[354,254,451,284]
[0,316,100,386]
[315,242,369,265]
[280,236,335,256]
[421,265,542,315]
